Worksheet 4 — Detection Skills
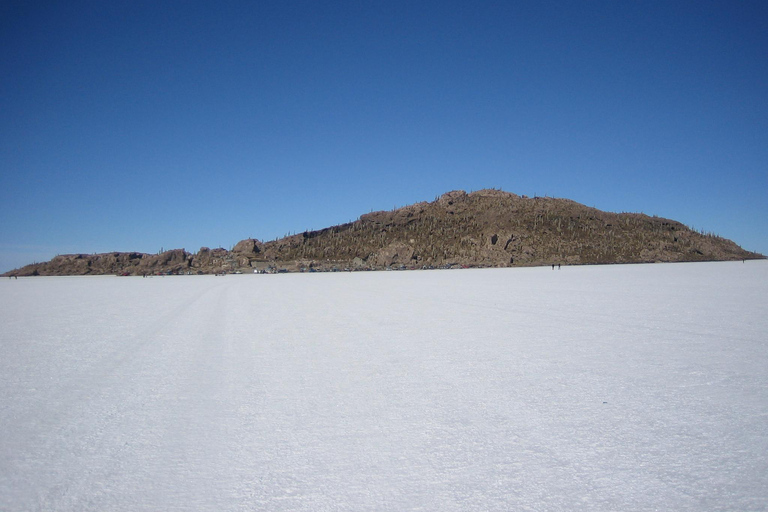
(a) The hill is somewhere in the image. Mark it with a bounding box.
[4,190,763,276]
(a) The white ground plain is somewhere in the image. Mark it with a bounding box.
[1,261,767,511]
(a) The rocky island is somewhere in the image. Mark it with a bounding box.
[4,190,763,276]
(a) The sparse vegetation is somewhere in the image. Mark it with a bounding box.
[3,189,763,276]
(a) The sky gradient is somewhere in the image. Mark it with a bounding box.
[2,0,766,272]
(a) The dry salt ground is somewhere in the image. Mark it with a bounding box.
[1,261,767,511]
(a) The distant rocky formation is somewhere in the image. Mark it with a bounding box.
[4,190,763,276]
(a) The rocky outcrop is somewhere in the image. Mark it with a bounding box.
[232,238,262,256]
[4,189,763,276]
[373,242,415,267]
[230,238,263,267]
[138,249,191,272]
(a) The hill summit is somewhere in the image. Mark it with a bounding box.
[5,189,763,276]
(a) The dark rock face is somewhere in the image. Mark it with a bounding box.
[4,189,763,276]
[373,242,415,267]
[138,249,191,271]
[191,247,229,271]
[230,239,263,267]
[232,239,262,256]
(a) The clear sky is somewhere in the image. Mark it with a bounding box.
[1,0,766,272]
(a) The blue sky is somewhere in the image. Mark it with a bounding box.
[1,0,766,272]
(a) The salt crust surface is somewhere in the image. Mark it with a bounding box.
[1,261,767,511]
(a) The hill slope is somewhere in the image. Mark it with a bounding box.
[5,190,763,276]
